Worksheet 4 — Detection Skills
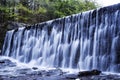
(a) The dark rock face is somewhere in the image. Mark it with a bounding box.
[0,50,1,55]
[0,21,27,53]
[6,21,27,30]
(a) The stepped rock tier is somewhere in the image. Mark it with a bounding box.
[2,3,120,72]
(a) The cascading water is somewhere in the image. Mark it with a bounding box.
[2,3,120,72]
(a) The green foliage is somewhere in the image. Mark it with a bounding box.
[35,7,47,14]
[0,0,98,23]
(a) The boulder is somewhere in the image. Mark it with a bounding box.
[7,21,27,30]
[78,69,101,77]
[32,67,38,70]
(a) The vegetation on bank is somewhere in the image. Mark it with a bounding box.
[0,0,98,24]
[0,0,99,50]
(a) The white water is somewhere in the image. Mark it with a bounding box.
[2,3,120,73]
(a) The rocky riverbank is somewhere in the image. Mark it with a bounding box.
[0,56,120,80]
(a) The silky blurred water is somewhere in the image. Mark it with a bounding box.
[2,3,120,73]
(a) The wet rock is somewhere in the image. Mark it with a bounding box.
[0,59,16,68]
[16,68,32,75]
[26,71,42,76]
[0,61,5,64]
[1,69,120,80]
[32,67,38,70]
[78,69,101,77]
[46,69,63,76]
[65,74,78,79]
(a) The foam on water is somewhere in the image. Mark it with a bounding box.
[2,3,120,73]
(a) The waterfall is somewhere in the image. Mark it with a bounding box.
[2,3,120,72]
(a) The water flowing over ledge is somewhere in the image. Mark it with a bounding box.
[2,3,120,73]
